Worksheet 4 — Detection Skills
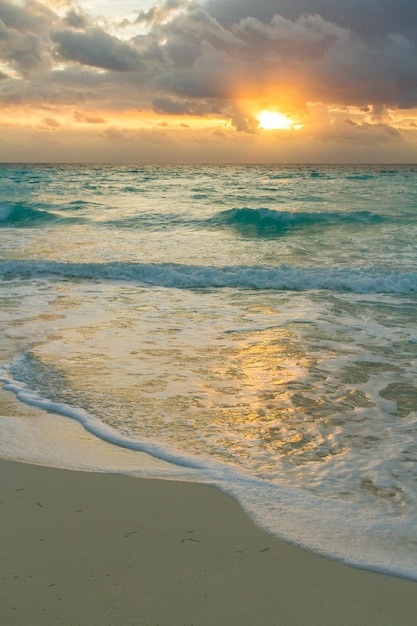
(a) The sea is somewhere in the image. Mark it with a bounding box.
[1,163,417,579]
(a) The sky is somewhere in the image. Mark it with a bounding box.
[1,0,417,163]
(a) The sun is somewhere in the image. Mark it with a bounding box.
[257,110,300,130]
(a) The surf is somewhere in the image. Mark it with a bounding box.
[0,259,416,293]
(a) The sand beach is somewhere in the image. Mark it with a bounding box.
[2,457,417,626]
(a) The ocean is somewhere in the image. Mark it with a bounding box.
[1,163,417,579]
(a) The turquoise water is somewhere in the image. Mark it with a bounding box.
[1,163,417,578]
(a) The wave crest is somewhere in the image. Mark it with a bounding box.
[216,208,387,237]
[0,202,59,226]
[1,260,416,294]
[0,201,90,227]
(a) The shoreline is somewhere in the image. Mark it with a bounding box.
[2,384,417,583]
[2,457,417,625]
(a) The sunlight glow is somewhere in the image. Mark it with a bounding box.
[257,110,301,131]
[0,106,228,133]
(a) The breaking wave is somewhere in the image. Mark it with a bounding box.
[1,260,416,294]
[215,208,389,237]
[0,201,89,227]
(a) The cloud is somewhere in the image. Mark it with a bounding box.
[0,0,56,36]
[0,13,51,75]
[40,116,61,128]
[139,2,417,114]
[63,8,91,30]
[153,96,198,115]
[74,110,106,123]
[52,28,145,71]
[1,0,417,149]
[134,0,189,27]
[203,0,417,40]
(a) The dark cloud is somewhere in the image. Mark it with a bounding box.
[197,1,417,111]
[141,5,417,115]
[153,96,198,115]
[203,0,417,40]
[52,28,145,71]
[0,12,51,74]
[0,0,56,36]
[63,9,91,30]
[152,94,231,119]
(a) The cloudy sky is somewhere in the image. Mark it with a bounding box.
[1,0,417,162]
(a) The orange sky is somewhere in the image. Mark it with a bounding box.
[1,0,417,163]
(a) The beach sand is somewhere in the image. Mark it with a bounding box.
[1,458,417,626]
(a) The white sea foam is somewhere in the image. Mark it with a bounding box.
[1,373,211,472]
[0,260,416,293]
[2,368,417,581]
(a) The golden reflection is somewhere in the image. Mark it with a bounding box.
[197,328,319,458]
[24,311,346,471]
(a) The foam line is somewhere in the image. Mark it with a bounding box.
[1,260,416,293]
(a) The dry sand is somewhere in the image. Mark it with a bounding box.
[1,458,417,626]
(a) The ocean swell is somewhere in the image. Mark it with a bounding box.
[215,208,389,237]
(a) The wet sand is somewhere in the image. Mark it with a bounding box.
[1,458,417,626]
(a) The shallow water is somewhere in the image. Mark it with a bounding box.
[1,163,417,578]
